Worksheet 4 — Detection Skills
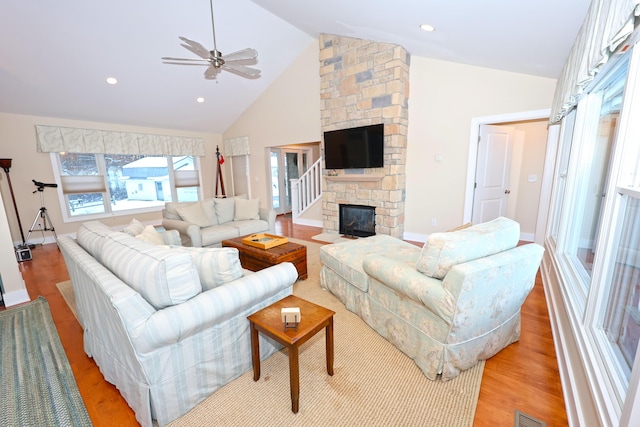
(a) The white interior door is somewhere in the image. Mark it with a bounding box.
[472,125,515,223]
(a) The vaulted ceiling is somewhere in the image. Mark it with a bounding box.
[0,0,590,134]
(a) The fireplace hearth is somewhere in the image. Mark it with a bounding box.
[339,204,376,238]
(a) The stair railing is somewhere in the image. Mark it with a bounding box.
[291,158,322,222]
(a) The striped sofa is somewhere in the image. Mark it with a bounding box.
[58,221,297,427]
[320,217,544,381]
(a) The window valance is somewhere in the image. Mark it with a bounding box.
[35,125,206,156]
[223,136,251,156]
[550,0,640,124]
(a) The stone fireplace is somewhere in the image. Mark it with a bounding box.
[320,34,409,239]
[339,204,376,237]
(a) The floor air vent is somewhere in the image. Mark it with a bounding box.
[514,410,547,427]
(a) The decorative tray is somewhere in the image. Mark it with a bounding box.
[242,233,289,250]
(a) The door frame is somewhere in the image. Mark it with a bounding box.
[463,108,554,244]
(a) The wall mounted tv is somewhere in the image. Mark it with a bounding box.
[324,123,384,169]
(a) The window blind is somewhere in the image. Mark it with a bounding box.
[550,0,640,124]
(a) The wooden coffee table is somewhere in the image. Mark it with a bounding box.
[222,235,307,280]
[247,295,335,413]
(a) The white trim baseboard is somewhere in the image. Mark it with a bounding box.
[292,218,322,228]
[2,288,30,307]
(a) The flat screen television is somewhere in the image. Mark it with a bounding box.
[323,124,384,169]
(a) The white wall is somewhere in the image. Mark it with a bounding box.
[0,191,28,306]
[405,57,557,238]
[511,120,549,236]
[223,40,321,209]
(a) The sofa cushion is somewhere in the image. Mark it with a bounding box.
[214,195,248,224]
[415,216,520,279]
[230,219,270,237]
[76,221,115,263]
[234,198,260,221]
[200,198,218,225]
[122,218,145,236]
[176,202,212,227]
[100,232,201,309]
[320,234,420,292]
[201,225,240,247]
[136,225,166,245]
[214,197,235,224]
[164,201,193,220]
[171,246,243,290]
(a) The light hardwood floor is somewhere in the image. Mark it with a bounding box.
[3,216,568,426]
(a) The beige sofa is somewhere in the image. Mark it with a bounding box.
[161,196,276,247]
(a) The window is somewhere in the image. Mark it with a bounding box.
[549,109,576,242]
[52,153,201,221]
[548,43,640,423]
[560,65,626,293]
[600,191,640,398]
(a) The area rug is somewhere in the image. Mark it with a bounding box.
[0,296,92,426]
[57,239,483,427]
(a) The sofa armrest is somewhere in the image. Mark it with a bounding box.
[161,218,202,247]
[259,208,276,233]
[436,244,544,344]
[130,262,298,353]
[363,255,456,323]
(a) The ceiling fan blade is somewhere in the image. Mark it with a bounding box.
[222,63,261,78]
[222,48,258,62]
[204,66,221,79]
[180,44,212,61]
[162,57,209,63]
[178,36,210,59]
[163,61,209,66]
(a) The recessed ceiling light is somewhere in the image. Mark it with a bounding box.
[196,97,205,103]
[420,24,435,32]
[106,77,118,85]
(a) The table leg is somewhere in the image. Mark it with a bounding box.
[326,317,334,376]
[289,345,300,413]
[250,321,260,381]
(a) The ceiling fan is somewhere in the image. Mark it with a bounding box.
[162,0,260,80]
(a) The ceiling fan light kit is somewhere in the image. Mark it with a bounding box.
[162,0,260,80]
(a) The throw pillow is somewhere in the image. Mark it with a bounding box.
[172,246,243,290]
[200,198,218,225]
[415,216,520,279]
[234,197,260,221]
[164,202,193,220]
[123,218,145,236]
[176,202,212,228]
[136,225,166,245]
[100,233,201,309]
[214,197,236,224]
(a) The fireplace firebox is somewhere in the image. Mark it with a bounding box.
[339,204,376,238]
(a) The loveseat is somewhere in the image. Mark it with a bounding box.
[58,220,298,427]
[319,217,544,381]
[161,196,276,247]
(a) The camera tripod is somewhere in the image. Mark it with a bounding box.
[26,180,58,245]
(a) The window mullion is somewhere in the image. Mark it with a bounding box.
[96,154,112,214]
